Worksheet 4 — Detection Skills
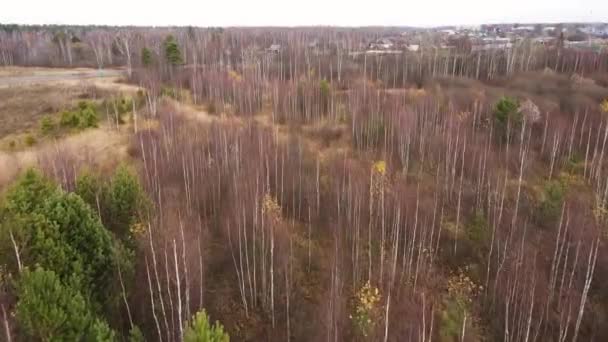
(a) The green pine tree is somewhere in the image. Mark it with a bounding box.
[164,35,183,66]
[183,310,230,342]
[3,169,121,307]
[141,47,153,67]
[16,267,115,342]
[106,165,149,243]
[493,96,522,143]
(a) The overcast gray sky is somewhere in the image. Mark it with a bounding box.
[1,0,606,27]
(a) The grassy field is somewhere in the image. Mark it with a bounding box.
[0,68,140,190]
[0,85,86,139]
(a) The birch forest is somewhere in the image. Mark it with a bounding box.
[1,24,608,342]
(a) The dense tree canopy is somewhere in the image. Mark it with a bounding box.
[16,267,115,341]
[0,169,140,340]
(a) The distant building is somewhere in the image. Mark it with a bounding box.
[533,37,555,45]
[472,37,512,51]
[368,38,394,50]
[266,44,281,54]
[581,25,608,37]
[378,38,394,49]
[307,40,319,49]
[406,44,420,52]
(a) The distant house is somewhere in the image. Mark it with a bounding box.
[368,38,394,50]
[266,44,281,54]
[581,25,608,37]
[406,44,420,52]
[379,38,394,49]
[533,37,555,45]
[472,37,512,51]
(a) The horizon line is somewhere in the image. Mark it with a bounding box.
[1,20,607,30]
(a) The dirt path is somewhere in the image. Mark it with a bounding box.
[0,67,125,88]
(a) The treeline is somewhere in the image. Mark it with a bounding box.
[2,24,607,82]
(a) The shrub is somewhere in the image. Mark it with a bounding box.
[439,296,467,342]
[24,134,36,146]
[351,281,381,338]
[161,86,178,99]
[60,110,80,127]
[320,79,330,97]
[60,102,99,130]
[593,195,608,232]
[129,326,145,342]
[184,310,230,342]
[440,269,479,342]
[78,100,93,111]
[79,107,99,128]
[537,180,565,227]
[466,210,489,245]
[565,153,585,175]
[40,115,56,135]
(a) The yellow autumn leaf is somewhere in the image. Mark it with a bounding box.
[601,99,608,114]
[372,160,386,175]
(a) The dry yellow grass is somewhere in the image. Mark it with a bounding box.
[0,84,79,139]
[0,68,137,189]
[0,125,129,191]
[0,76,135,145]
